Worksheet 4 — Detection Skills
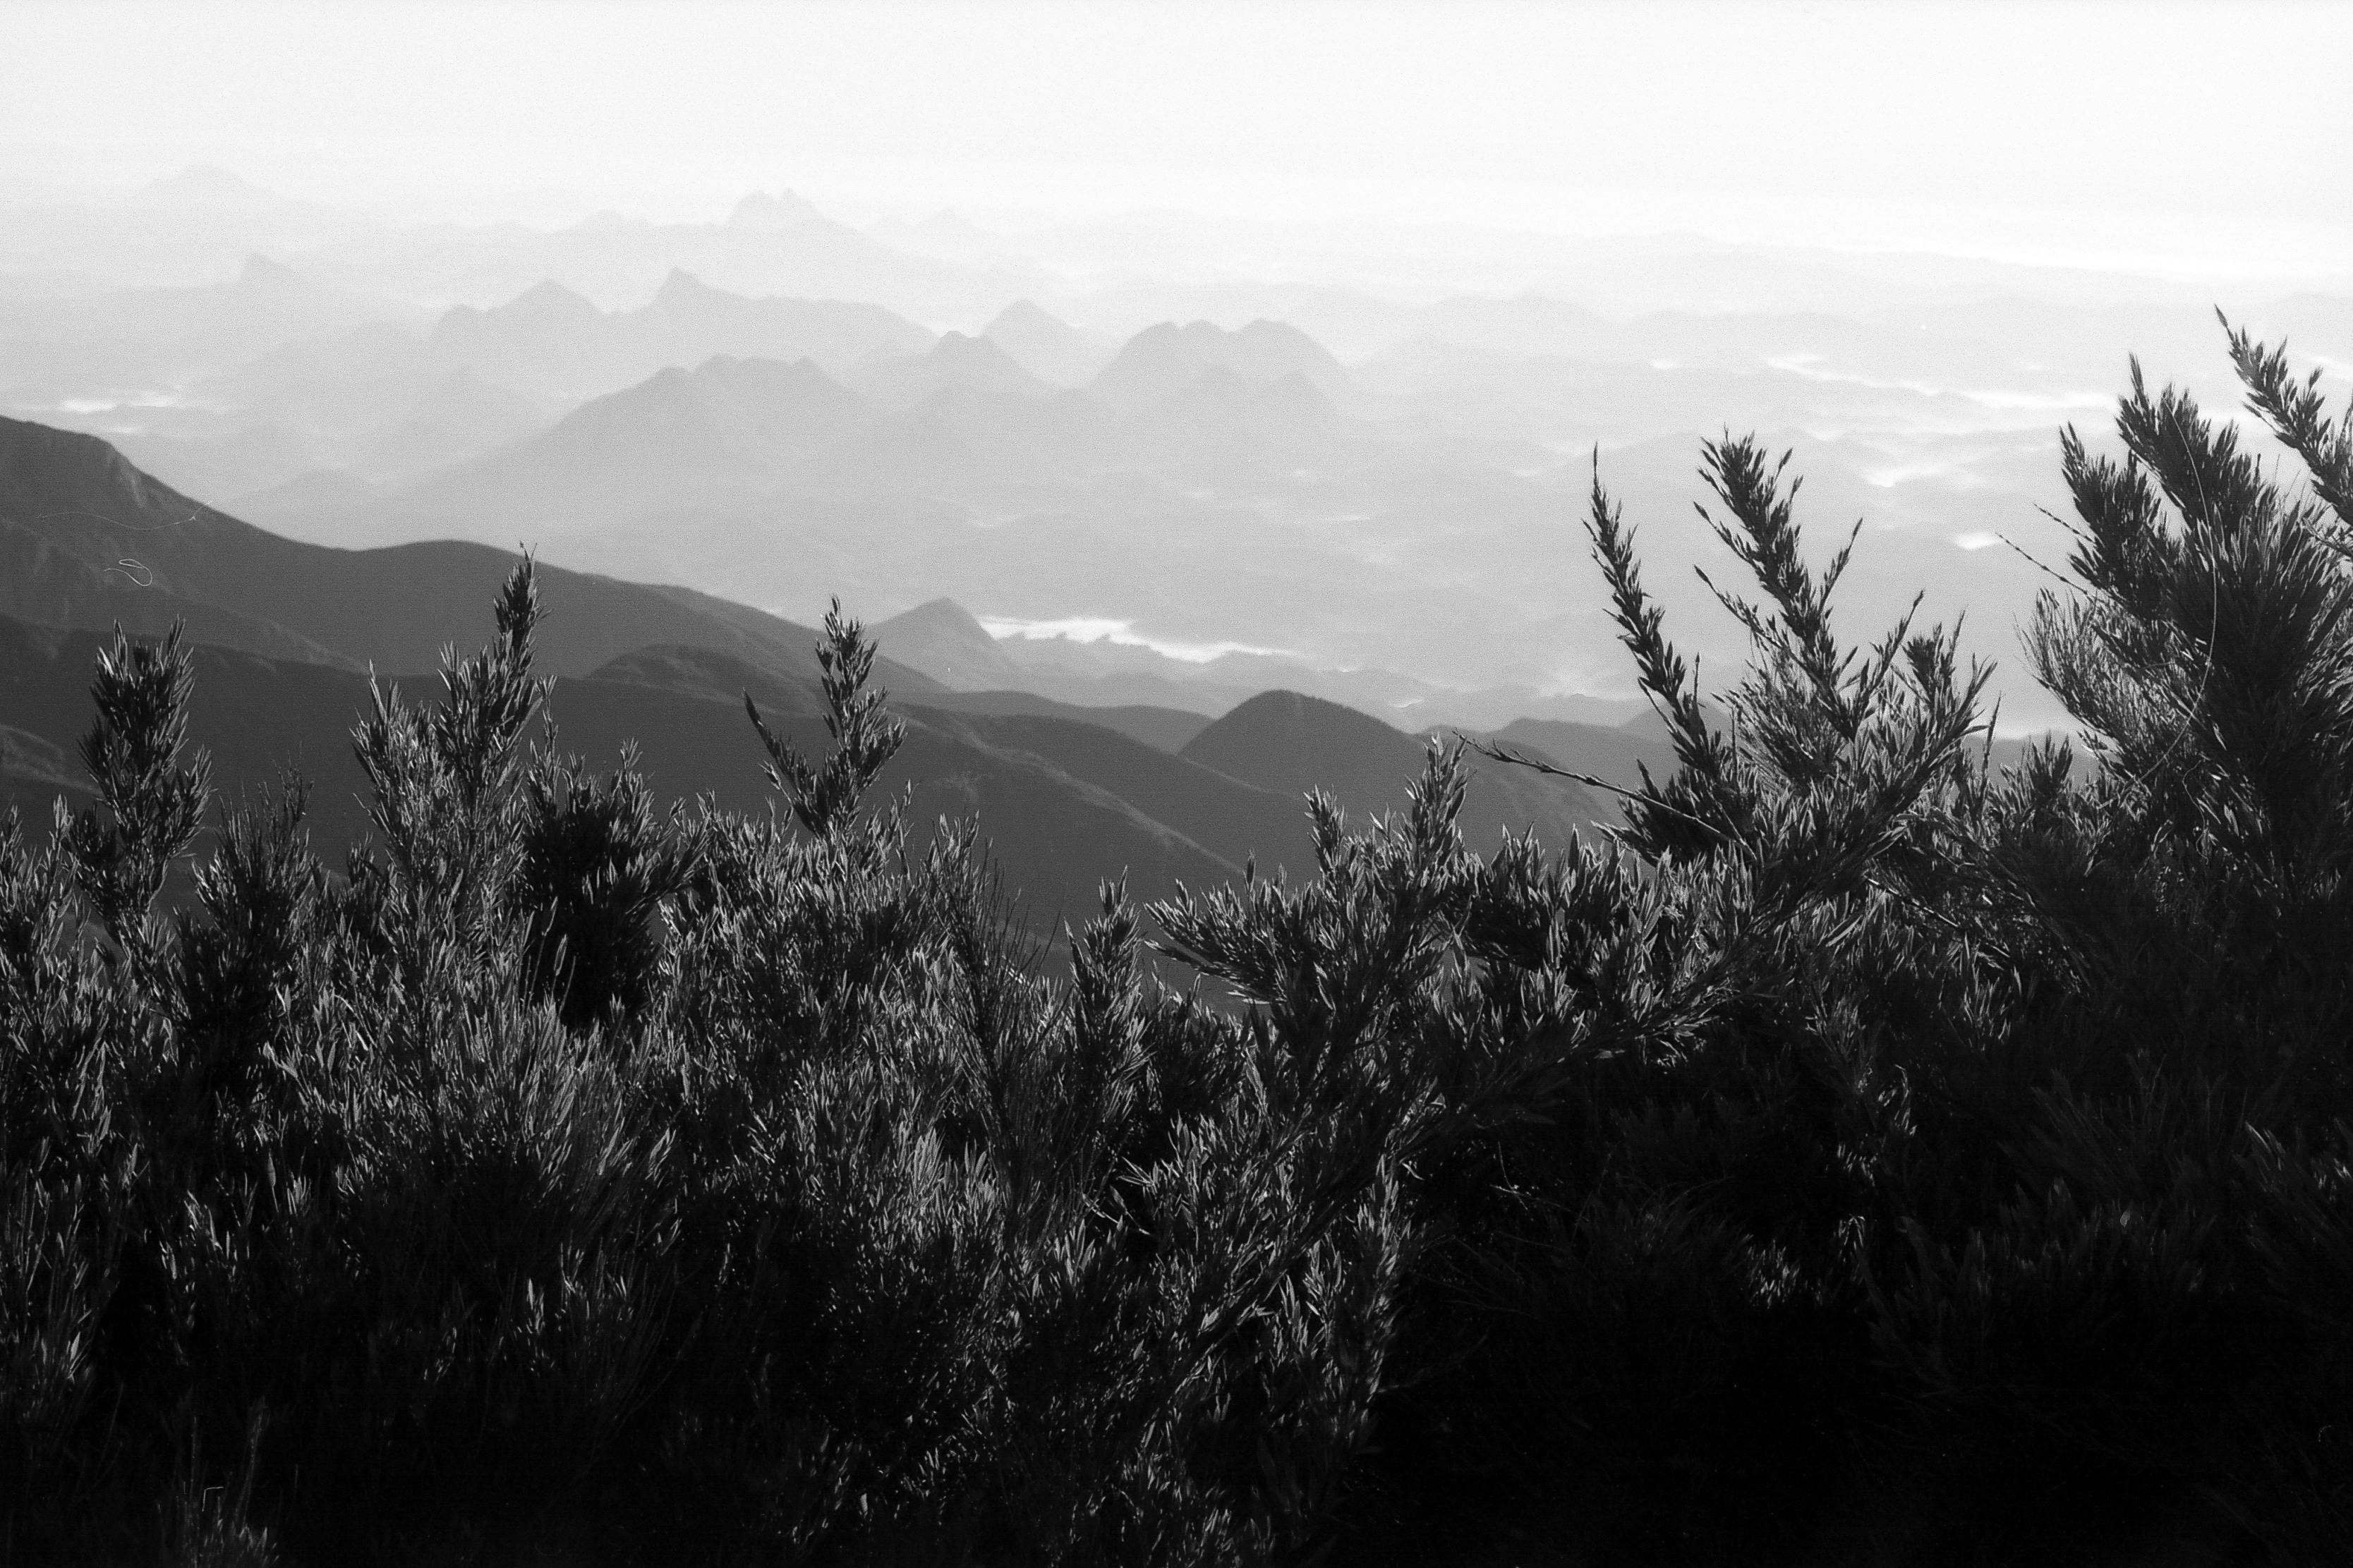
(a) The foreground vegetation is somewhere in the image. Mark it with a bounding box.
[5,324,2352,1565]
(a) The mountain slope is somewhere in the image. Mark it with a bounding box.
[1484,715,1682,794]
[0,414,942,691]
[1,617,1243,921]
[1182,689,1609,851]
[366,354,873,537]
[591,643,1313,878]
[847,332,1053,408]
[905,690,1211,753]
[982,300,1113,386]
[1089,319,1353,411]
[872,597,1029,689]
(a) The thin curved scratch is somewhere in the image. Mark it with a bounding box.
[32,506,201,533]
[103,559,155,588]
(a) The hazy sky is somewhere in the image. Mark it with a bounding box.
[5,0,2349,276]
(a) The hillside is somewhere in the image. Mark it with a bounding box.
[1,416,1628,914]
[871,597,1029,689]
[593,643,1312,880]
[981,299,1114,385]
[1182,689,1609,850]
[0,616,1242,920]
[0,413,940,689]
[906,688,1212,753]
[1088,318,1353,411]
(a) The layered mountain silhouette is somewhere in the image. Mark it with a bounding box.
[869,597,1645,736]
[214,271,934,427]
[1181,690,1607,851]
[847,332,1054,408]
[907,689,1212,754]
[871,597,1029,688]
[345,355,876,540]
[0,413,933,686]
[1088,320,1354,412]
[981,300,1115,386]
[725,190,831,232]
[0,616,1247,918]
[0,252,409,399]
[291,307,1382,554]
[1,418,1647,923]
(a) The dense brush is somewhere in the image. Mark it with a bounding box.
[4,326,2350,1564]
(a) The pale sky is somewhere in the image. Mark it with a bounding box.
[4,0,2349,276]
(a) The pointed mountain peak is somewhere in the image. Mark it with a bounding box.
[868,598,1020,690]
[235,253,308,291]
[885,596,991,636]
[929,331,1020,367]
[651,267,719,307]
[495,279,600,322]
[1236,317,1340,358]
[729,189,827,231]
[686,352,840,388]
[984,298,1077,339]
[143,164,285,209]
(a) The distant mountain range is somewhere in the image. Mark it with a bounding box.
[0,414,933,686]
[870,597,1651,732]
[11,166,2322,747]
[981,299,1118,386]
[0,418,1632,920]
[209,305,1669,736]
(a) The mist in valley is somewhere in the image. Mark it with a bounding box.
[10,8,2353,1562]
[8,1,2347,747]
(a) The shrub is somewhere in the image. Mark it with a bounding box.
[3,322,2349,1564]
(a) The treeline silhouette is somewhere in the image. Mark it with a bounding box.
[5,323,2350,1565]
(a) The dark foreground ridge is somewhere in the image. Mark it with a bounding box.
[4,324,2352,1564]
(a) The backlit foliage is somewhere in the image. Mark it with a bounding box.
[4,324,2349,1564]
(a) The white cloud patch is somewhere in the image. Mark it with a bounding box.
[980,616,1293,664]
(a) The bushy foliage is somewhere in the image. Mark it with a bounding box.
[4,324,2350,1565]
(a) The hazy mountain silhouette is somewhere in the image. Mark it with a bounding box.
[8,419,1607,910]
[231,468,379,523]
[1089,320,1353,412]
[550,643,1271,907]
[207,272,932,432]
[593,642,1314,879]
[872,597,1028,688]
[982,300,1115,386]
[1180,690,1609,850]
[846,332,1054,408]
[1485,715,1683,793]
[0,252,410,395]
[1125,365,1344,451]
[421,271,935,399]
[632,269,934,378]
[427,279,611,395]
[344,366,552,482]
[865,596,1650,736]
[0,616,1245,919]
[725,190,830,232]
[0,418,1628,910]
[905,689,1213,753]
[360,355,873,538]
[401,191,1025,323]
[139,164,302,215]
[0,415,941,691]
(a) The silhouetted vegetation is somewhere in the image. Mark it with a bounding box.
[5,324,2350,1565]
